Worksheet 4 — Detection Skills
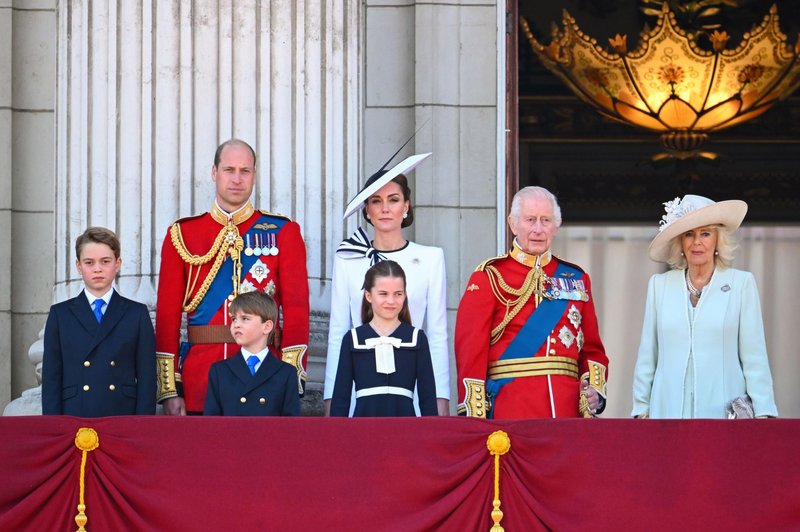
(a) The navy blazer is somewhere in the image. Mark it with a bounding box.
[42,290,157,416]
[204,351,300,416]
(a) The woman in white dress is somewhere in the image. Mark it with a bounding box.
[324,153,450,415]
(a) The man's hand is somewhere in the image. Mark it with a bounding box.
[163,397,187,416]
[582,380,602,415]
[437,398,450,417]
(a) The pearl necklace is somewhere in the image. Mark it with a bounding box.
[685,270,707,298]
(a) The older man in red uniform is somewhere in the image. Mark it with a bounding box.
[156,139,310,415]
[455,186,608,419]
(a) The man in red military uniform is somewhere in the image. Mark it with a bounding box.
[455,186,608,419]
[156,139,310,415]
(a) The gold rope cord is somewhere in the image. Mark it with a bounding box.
[73,428,99,532]
[486,430,511,531]
[486,265,540,345]
[169,221,242,313]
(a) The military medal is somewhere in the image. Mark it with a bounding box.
[244,234,254,256]
[268,233,279,256]
[253,233,262,256]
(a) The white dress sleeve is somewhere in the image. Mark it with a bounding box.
[424,246,451,400]
[324,253,356,400]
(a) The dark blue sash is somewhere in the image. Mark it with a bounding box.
[189,214,287,325]
[486,262,581,416]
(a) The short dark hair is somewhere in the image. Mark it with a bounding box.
[362,173,415,229]
[214,138,257,168]
[360,260,412,325]
[75,227,121,260]
[230,291,278,324]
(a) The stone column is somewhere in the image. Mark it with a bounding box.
[363,1,502,408]
[6,0,360,414]
[0,1,57,414]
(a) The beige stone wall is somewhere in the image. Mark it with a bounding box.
[0,1,56,412]
[363,0,502,409]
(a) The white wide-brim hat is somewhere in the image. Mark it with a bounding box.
[343,152,431,219]
[648,194,748,262]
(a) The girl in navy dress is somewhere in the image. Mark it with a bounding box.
[330,260,438,417]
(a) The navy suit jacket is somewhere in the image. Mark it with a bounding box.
[204,350,300,416]
[42,290,157,416]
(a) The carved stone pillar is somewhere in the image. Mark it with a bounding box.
[5,0,360,415]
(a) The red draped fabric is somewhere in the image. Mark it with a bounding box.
[0,417,797,531]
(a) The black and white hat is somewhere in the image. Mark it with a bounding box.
[342,124,432,219]
[343,153,431,219]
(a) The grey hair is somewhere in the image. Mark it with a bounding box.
[509,186,562,227]
[666,224,738,270]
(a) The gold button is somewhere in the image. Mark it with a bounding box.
[259,398,266,404]
[476,394,482,400]
[83,385,90,391]
[164,385,171,390]
[83,360,91,367]
[475,386,482,392]
[240,397,247,403]
[110,361,116,367]
[109,384,115,391]
[550,338,556,343]
[161,360,168,366]
[549,349,556,355]
[476,409,483,416]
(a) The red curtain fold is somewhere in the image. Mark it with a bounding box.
[1,416,797,531]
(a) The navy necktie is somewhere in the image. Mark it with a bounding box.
[246,355,259,376]
[93,299,105,323]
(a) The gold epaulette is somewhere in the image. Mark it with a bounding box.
[258,209,292,221]
[552,255,586,274]
[474,254,507,272]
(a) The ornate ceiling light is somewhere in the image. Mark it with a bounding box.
[521,4,800,160]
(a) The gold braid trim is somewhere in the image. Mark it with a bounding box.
[486,265,542,345]
[169,221,242,313]
[156,352,178,401]
[281,345,308,394]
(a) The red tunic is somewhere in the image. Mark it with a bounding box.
[155,202,310,412]
[455,244,608,419]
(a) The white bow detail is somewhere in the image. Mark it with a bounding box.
[364,336,402,375]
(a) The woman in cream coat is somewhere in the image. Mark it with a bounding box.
[632,195,777,419]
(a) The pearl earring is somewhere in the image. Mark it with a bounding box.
[680,252,685,256]
[403,212,408,219]
[714,250,719,256]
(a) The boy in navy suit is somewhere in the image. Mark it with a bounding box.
[42,227,156,416]
[204,291,300,416]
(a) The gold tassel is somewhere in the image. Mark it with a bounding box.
[73,428,100,532]
[486,430,511,531]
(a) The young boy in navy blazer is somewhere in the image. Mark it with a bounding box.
[204,291,300,416]
[42,227,156,416]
